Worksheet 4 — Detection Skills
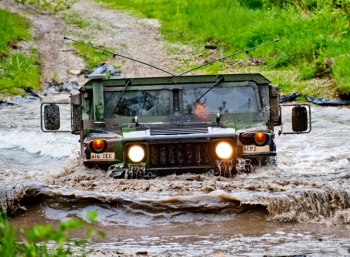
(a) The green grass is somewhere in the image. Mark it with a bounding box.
[0,8,40,97]
[0,8,31,57]
[94,0,350,97]
[60,10,120,69]
[73,40,117,68]
[62,11,92,29]
[13,0,79,13]
[333,55,350,96]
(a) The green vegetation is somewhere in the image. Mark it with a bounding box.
[0,8,40,96]
[73,40,115,68]
[14,0,79,13]
[0,207,104,256]
[96,0,350,98]
[3,0,349,98]
[60,10,120,69]
[333,55,350,95]
[62,11,92,29]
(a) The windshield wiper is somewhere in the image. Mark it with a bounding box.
[114,80,131,114]
[195,76,224,103]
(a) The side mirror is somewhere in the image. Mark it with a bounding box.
[280,104,311,135]
[292,106,308,132]
[44,104,60,130]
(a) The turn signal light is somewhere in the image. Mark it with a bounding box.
[91,138,106,153]
[254,132,267,146]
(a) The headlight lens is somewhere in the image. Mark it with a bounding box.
[215,142,233,159]
[127,145,146,163]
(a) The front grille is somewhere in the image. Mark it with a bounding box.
[149,140,211,168]
[149,123,208,135]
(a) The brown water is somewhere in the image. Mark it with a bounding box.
[1,93,350,256]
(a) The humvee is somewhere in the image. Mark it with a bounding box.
[41,72,311,179]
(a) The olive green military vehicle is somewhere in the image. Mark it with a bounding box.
[41,72,311,179]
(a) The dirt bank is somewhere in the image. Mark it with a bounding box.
[1,0,193,86]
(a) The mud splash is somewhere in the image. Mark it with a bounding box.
[2,102,349,255]
[8,180,350,256]
[7,173,350,225]
[2,103,350,226]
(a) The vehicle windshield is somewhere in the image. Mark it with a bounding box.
[104,83,269,127]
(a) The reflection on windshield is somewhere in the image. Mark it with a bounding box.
[193,102,209,121]
[184,87,258,116]
[114,91,158,116]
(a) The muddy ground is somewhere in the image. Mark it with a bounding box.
[1,0,194,85]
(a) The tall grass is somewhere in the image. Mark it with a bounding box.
[97,0,350,96]
[0,8,31,57]
[0,8,40,97]
[333,56,350,96]
[73,40,115,68]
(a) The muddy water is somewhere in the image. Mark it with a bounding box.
[1,93,350,256]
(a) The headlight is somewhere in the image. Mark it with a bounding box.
[215,142,234,159]
[127,145,146,163]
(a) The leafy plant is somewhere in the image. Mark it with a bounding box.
[0,207,105,256]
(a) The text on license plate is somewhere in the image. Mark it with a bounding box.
[243,145,270,153]
[91,152,115,159]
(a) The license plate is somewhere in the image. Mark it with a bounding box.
[243,145,270,153]
[91,152,115,159]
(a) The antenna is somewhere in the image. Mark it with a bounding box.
[63,36,176,76]
[178,38,279,76]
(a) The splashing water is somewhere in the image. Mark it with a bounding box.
[1,94,350,256]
